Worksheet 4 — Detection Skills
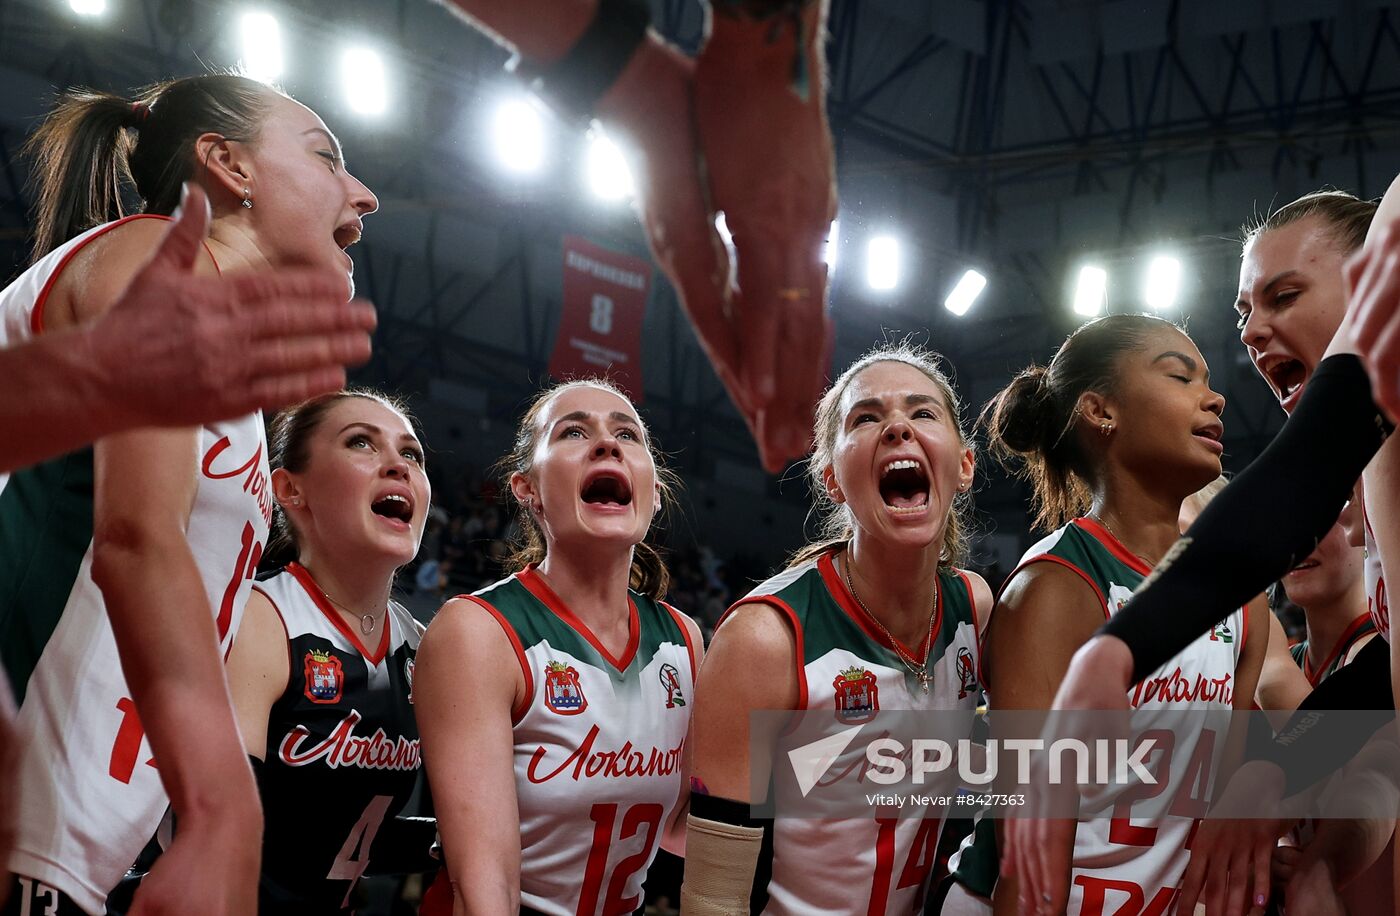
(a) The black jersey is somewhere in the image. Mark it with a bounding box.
[252,563,423,915]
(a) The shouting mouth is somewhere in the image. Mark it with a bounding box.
[879,458,930,512]
[580,470,633,508]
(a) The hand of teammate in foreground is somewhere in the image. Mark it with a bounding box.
[1001,637,1136,913]
[1347,223,1400,423]
[1001,816,1076,915]
[1270,846,1346,916]
[127,804,262,916]
[91,182,376,429]
[596,36,760,458]
[694,0,837,471]
[1175,761,1288,916]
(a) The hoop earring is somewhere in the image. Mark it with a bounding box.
[241,187,253,209]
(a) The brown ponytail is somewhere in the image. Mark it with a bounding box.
[499,379,677,600]
[23,73,276,261]
[982,314,1174,531]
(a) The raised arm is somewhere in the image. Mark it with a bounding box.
[39,217,266,916]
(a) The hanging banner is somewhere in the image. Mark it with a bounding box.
[548,235,652,402]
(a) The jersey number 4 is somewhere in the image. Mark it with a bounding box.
[329,795,393,907]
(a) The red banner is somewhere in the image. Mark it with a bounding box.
[548,236,652,402]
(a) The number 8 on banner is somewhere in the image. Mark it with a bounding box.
[590,294,614,335]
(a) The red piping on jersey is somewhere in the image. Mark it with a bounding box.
[819,551,943,666]
[954,568,985,678]
[715,597,809,712]
[516,565,640,673]
[663,602,698,687]
[249,583,294,686]
[983,554,1111,694]
[1073,517,1153,577]
[460,594,534,724]
[1303,613,1376,687]
[286,562,390,665]
[30,213,220,335]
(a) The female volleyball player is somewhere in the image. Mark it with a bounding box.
[225,390,433,914]
[1004,190,1400,915]
[958,315,1267,915]
[0,74,376,916]
[679,341,993,915]
[415,379,702,916]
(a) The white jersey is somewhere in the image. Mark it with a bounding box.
[733,551,983,915]
[0,216,272,914]
[469,568,695,916]
[1362,500,1392,643]
[1011,519,1244,916]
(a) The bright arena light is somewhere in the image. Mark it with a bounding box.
[825,218,840,271]
[586,130,634,201]
[341,47,387,116]
[492,97,546,174]
[1073,265,1108,316]
[945,269,987,317]
[1144,255,1182,311]
[69,0,104,15]
[867,235,900,291]
[239,12,283,84]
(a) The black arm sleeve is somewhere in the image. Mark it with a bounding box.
[365,815,438,876]
[1099,354,1391,684]
[1256,637,1397,795]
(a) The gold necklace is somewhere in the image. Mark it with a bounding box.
[310,575,385,636]
[1089,513,1154,568]
[842,553,939,693]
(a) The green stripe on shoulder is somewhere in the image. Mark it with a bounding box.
[474,573,687,676]
[0,450,95,703]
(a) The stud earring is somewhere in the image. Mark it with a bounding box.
[1100,421,1114,436]
[241,187,253,209]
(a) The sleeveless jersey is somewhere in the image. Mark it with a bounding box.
[468,567,695,916]
[1361,500,1391,643]
[951,518,1245,916]
[1288,614,1377,687]
[253,564,422,915]
[0,216,271,915]
[729,550,983,916]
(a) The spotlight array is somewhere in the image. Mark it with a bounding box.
[67,3,1206,323]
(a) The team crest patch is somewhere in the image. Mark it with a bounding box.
[304,649,344,704]
[1210,621,1234,644]
[1107,582,1135,613]
[405,657,416,705]
[659,663,685,708]
[956,647,977,699]
[833,666,879,723]
[543,661,587,715]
